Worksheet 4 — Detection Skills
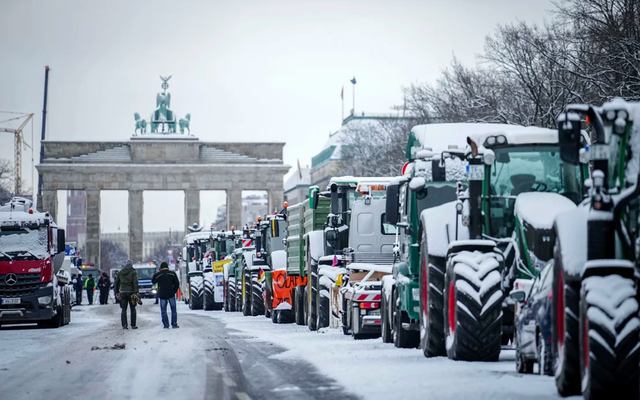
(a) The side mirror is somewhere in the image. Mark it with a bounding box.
[385,183,400,225]
[57,229,66,254]
[558,112,581,165]
[312,190,320,210]
[325,229,338,243]
[431,159,446,182]
[396,221,414,236]
[509,290,526,303]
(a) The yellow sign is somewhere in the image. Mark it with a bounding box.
[213,259,231,273]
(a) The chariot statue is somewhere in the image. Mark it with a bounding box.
[133,76,191,135]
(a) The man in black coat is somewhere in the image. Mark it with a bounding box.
[97,272,111,305]
[151,262,180,329]
[74,274,83,305]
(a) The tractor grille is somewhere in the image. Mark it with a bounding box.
[0,273,41,298]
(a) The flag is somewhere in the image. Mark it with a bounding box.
[341,86,344,100]
[297,158,302,179]
[350,76,357,85]
[332,255,338,266]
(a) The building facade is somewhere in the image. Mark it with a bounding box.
[283,167,310,205]
[66,190,87,252]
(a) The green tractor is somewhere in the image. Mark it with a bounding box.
[552,100,640,400]
[386,123,587,362]
[225,227,255,313]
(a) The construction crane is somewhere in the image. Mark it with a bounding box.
[0,112,34,196]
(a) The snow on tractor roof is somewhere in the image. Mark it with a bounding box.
[468,126,559,147]
[184,231,211,243]
[514,192,576,230]
[327,176,393,189]
[411,123,517,153]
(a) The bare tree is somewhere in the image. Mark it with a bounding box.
[339,118,415,177]
[0,160,13,204]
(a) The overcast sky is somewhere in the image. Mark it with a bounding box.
[0,0,553,232]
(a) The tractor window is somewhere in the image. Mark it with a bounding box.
[488,145,583,238]
[381,214,397,235]
[416,182,458,214]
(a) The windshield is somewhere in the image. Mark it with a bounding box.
[488,145,583,237]
[136,267,156,280]
[417,182,459,214]
[0,226,48,259]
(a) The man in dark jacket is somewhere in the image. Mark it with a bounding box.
[74,274,83,305]
[97,273,111,305]
[85,274,96,305]
[152,262,180,329]
[114,260,139,329]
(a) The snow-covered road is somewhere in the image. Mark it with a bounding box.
[0,303,354,400]
[0,301,576,400]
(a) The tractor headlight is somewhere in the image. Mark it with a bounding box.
[455,202,463,212]
[38,295,52,305]
[483,149,495,165]
[485,136,496,146]
[496,135,507,144]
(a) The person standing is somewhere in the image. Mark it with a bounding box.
[98,273,111,305]
[74,274,83,305]
[85,274,96,305]
[112,272,119,304]
[152,262,180,329]
[115,260,139,329]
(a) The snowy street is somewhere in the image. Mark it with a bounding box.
[1,300,573,400]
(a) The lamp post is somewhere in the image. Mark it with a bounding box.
[350,77,357,115]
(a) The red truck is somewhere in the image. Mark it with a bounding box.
[0,197,71,328]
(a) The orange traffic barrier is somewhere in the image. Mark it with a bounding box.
[177,288,182,300]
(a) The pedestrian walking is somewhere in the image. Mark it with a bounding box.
[98,272,111,305]
[85,274,96,305]
[112,272,119,304]
[151,262,180,329]
[74,274,83,305]
[115,260,139,329]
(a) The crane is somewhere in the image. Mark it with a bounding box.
[0,112,34,196]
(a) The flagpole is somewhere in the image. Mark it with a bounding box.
[352,83,355,115]
[341,92,344,122]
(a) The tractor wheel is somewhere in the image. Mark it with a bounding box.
[420,247,446,357]
[393,288,419,348]
[444,251,502,361]
[203,273,215,311]
[537,332,552,376]
[579,275,639,400]
[279,309,295,324]
[317,275,330,329]
[552,254,581,396]
[227,277,237,312]
[307,263,318,331]
[381,285,393,343]
[271,308,278,323]
[295,285,305,325]
[242,271,251,316]
[189,276,204,310]
[251,272,264,317]
[235,277,243,313]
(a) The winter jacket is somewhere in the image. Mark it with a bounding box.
[151,268,180,299]
[74,277,83,292]
[98,276,111,291]
[85,278,95,291]
[115,264,139,294]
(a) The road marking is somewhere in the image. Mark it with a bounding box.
[223,377,237,387]
[235,392,252,400]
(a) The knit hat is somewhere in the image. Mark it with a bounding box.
[160,262,168,269]
[125,260,133,268]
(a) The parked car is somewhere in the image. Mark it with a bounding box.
[511,260,554,375]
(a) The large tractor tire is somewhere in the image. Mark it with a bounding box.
[279,308,295,324]
[537,331,552,376]
[295,285,305,325]
[235,277,243,313]
[65,287,72,325]
[317,274,331,329]
[242,271,251,316]
[393,287,419,348]
[381,283,393,343]
[307,263,318,331]
[443,251,502,361]
[189,275,204,310]
[420,237,446,358]
[579,275,639,400]
[227,277,237,312]
[264,284,272,319]
[203,272,215,311]
[271,308,278,323]
[552,251,581,396]
[251,271,265,317]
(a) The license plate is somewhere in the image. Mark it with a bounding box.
[1,298,20,305]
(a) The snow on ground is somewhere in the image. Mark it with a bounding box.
[188,306,570,400]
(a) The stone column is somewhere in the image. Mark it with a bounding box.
[85,189,101,268]
[268,189,284,214]
[128,190,144,263]
[41,189,58,220]
[184,189,200,232]
[226,189,242,230]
